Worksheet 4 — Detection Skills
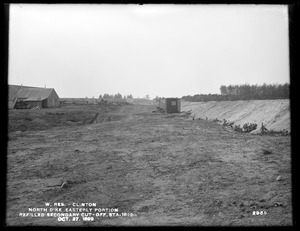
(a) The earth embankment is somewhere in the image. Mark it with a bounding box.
[181,100,290,133]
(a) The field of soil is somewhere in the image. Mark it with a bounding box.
[181,100,290,134]
[7,103,292,226]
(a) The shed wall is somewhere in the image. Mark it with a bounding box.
[25,101,42,108]
[166,98,181,113]
[46,90,60,108]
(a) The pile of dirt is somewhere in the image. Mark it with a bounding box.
[181,100,290,133]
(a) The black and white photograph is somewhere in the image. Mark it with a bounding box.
[5,3,293,226]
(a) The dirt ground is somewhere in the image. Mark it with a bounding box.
[6,104,292,226]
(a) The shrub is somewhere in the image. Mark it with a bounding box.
[267,129,290,136]
[242,123,257,133]
[234,125,243,132]
[222,119,234,128]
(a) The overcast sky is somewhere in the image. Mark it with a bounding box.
[9,4,289,99]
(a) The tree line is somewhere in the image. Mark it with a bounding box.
[182,83,289,102]
[99,93,133,100]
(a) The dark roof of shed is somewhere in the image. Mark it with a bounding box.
[9,85,44,99]
[9,85,56,100]
[8,85,31,100]
[17,88,54,101]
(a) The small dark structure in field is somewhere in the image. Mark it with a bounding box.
[156,98,181,113]
[166,98,181,113]
[9,85,60,109]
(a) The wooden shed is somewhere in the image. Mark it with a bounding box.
[165,98,181,113]
[9,85,60,109]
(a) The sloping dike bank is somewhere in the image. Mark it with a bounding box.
[181,99,290,134]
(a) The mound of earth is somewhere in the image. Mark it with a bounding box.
[181,100,290,133]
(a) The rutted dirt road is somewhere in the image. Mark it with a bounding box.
[7,104,292,226]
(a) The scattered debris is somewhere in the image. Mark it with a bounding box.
[216,200,223,206]
[185,110,192,115]
[232,122,258,133]
[46,180,75,190]
[274,202,284,207]
[267,129,290,136]
[260,122,268,134]
[222,119,235,128]
[46,184,62,188]
[211,118,286,136]
[181,100,290,135]
[262,149,272,155]
[60,181,68,189]
[179,111,192,118]
[67,119,77,122]
[106,165,112,170]
[46,180,68,188]
[152,107,165,113]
